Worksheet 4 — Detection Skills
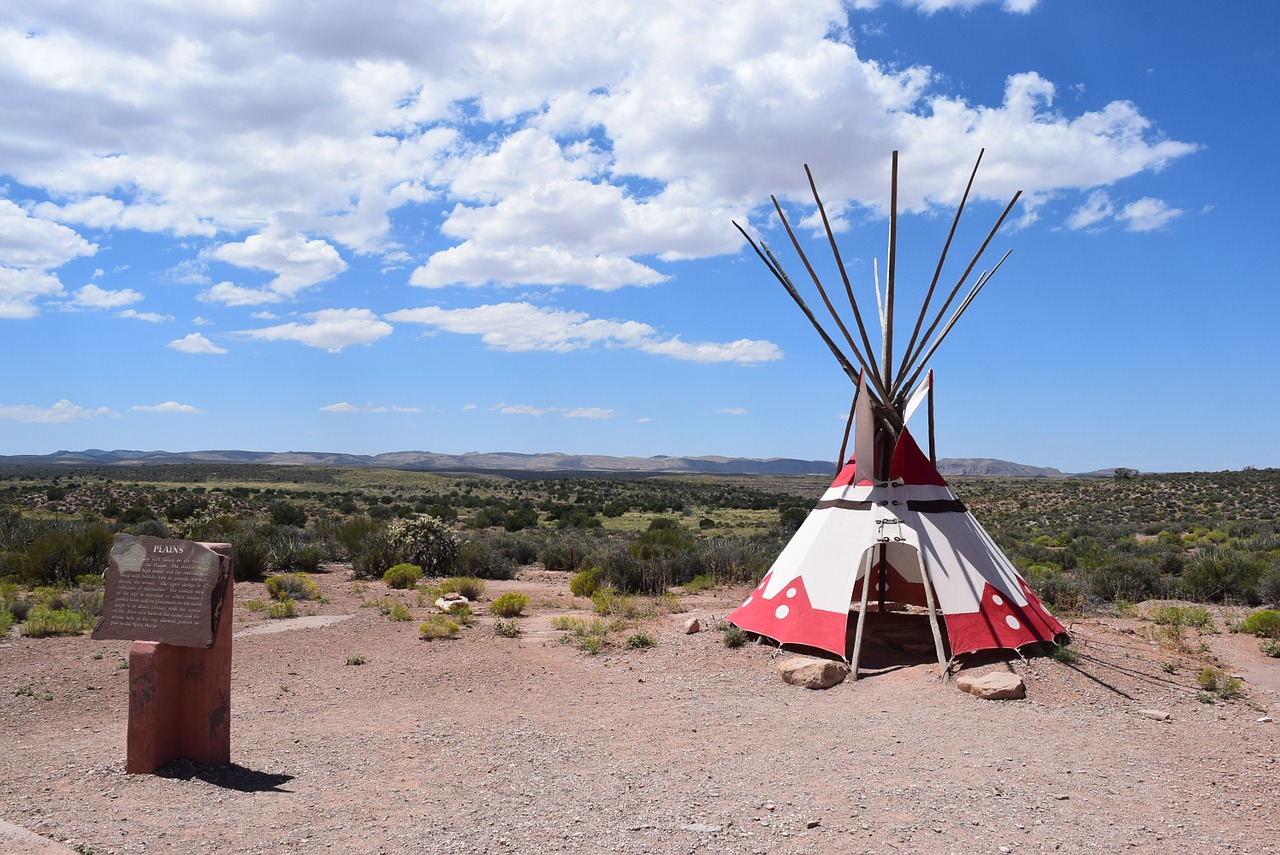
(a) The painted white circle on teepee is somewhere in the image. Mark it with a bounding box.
[742,596,753,606]
[786,587,797,598]
[1005,615,1021,630]
[992,594,1004,606]
[775,605,790,619]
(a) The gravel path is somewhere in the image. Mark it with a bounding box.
[2,568,1277,854]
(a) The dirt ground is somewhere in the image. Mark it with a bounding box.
[2,566,1278,855]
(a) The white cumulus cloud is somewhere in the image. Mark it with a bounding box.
[168,332,228,354]
[564,407,616,420]
[116,309,174,322]
[0,399,117,423]
[71,283,143,309]
[238,308,392,352]
[131,401,204,414]
[1118,197,1183,232]
[388,302,781,364]
[320,402,360,413]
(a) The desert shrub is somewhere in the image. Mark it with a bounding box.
[386,515,460,575]
[540,536,590,573]
[1089,559,1159,602]
[267,599,296,619]
[551,615,618,653]
[1179,548,1267,603]
[702,538,777,586]
[1236,609,1280,639]
[1051,644,1080,665]
[265,573,320,601]
[444,603,474,625]
[63,588,104,618]
[625,631,656,650]
[231,529,273,581]
[683,573,715,593]
[1261,639,1280,658]
[1196,666,1242,699]
[2,522,113,588]
[130,519,172,538]
[455,538,516,581]
[723,625,749,648]
[242,599,268,612]
[268,501,308,528]
[345,654,367,666]
[385,601,412,622]
[629,519,707,588]
[489,592,529,617]
[440,576,485,600]
[418,615,460,640]
[383,563,423,590]
[352,530,398,580]
[569,565,602,597]
[332,516,380,560]
[1256,568,1280,607]
[1022,564,1087,614]
[493,618,521,638]
[0,609,14,637]
[22,605,89,637]
[1151,605,1214,631]
[268,535,325,574]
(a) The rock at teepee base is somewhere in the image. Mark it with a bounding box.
[776,657,849,689]
[682,617,700,634]
[955,672,1026,700]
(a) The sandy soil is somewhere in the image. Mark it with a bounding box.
[2,567,1277,855]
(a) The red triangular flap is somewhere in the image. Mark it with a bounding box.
[889,428,948,486]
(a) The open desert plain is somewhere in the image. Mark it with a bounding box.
[2,562,1278,855]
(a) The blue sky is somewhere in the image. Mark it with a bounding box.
[1,0,1275,473]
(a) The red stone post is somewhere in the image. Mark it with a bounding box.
[125,543,233,774]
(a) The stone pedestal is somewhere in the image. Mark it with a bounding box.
[125,543,233,774]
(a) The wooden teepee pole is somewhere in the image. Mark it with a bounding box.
[767,196,890,403]
[884,151,898,391]
[895,150,985,388]
[804,165,879,372]
[894,190,1022,397]
[849,548,875,677]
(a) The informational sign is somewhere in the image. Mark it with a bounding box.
[92,535,232,648]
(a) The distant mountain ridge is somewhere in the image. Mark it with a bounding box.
[0,448,1079,477]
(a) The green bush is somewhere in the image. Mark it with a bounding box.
[540,537,589,573]
[1179,548,1266,603]
[385,601,412,622]
[455,538,517,580]
[1197,666,1242,699]
[440,576,485,600]
[1256,568,1280,608]
[625,631,656,650]
[387,515,460,575]
[1236,609,1280,639]
[419,615,460,640]
[265,573,320,601]
[489,592,529,618]
[1151,605,1214,631]
[493,618,521,638]
[723,625,749,648]
[268,501,308,528]
[0,608,14,637]
[22,605,90,637]
[383,563,424,590]
[268,536,324,574]
[1261,639,1280,658]
[352,530,398,580]
[569,566,602,597]
[267,599,296,619]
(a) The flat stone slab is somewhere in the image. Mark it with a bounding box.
[776,656,849,689]
[955,671,1026,700]
[0,818,78,853]
[235,614,354,638]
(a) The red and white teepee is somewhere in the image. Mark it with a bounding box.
[728,152,1067,675]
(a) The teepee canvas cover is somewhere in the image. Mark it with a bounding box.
[727,151,1066,669]
[727,427,1065,660]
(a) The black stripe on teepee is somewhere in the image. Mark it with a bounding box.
[907,499,967,513]
[815,499,874,511]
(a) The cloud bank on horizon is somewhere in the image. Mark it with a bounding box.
[2,0,1245,471]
